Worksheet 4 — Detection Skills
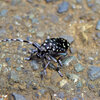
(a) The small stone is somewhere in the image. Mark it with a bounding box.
[96,0,100,4]
[46,85,59,92]
[9,25,13,31]
[57,1,69,13]
[72,97,79,100]
[0,64,2,71]
[57,92,64,99]
[59,79,67,88]
[22,48,27,51]
[36,32,45,38]
[32,18,39,24]
[88,84,95,90]
[87,0,94,8]
[62,56,76,67]
[76,0,82,4]
[39,89,46,95]
[14,15,22,20]
[88,66,100,81]
[76,81,82,88]
[10,70,19,82]
[66,73,80,82]
[46,0,58,2]
[16,67,21,71]
[29,28,35,34]
[27,0,33,3]
[96,20,100,30]
[11,0,21,5]
[46,0,52,2]
[5,57,10,62]
[64,14,73,22]
[50,14,59,23]
[77,53,82,60]
[70,47,76,54]
[98,90,100,96]
[74,63,84,72]
[0,29,6,36]
[30,60,39,71]
[12,93,26,100]
[96,32,100,38]
[26,36,31,41]
[60,35,74,44]
[51,72,61,85]
[0,9,8,16]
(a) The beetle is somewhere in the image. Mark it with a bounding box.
[0,37,70,77]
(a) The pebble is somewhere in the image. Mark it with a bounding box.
[59,79,67,88]
[96,0,100,4]
[66,73,80,82]
[98,90,100,96]
[46,0,52,2]
[10,70,19,82]
[27,0,33,3]
[0,9,8,17]
[76,0,82,4]
[70,47,76,54]
[46,0,58,2]
[0,64,2,72]
[50,14,59,23]
[36,32,45,38]
[32,18,39,24]
[87,0,94,8]
[64,14,73,22]
[46,85,59,92]
[57,92,64,99]
[76,81,82,88]
[14,15,22,20]
[88,66,100,81]
[30,60,39,71]
[96,32,100,38]
[72,97,79,100]
[16,67,22,71]
[51,72,61,85]
[96,20,100,30]
[77,53,82,60]
[22,48,27,51]
[11,0,22,5]
[39,89,46,95]
[62,56,76,67]
[0,29,6,36]
[29,28,35,34]
[74,63,84,72]
[12,93,26,100]
[57,1,69,13]
[9,25,13,31]
[5,57,10,62]
[60,35,74,44]
[88,84,95,90]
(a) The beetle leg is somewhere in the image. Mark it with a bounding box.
[43,61,50,75]
[58,52,67,56]
[32,42,41,50]
[41,59,45,79]
[56,64,63,77]
[25,49,37,61]
[41,61,50,79]
[57,52,67,67]
[58,59,63,67]
[28,49,37,54]
[49,55,57,63]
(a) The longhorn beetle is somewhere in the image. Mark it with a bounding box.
[0,37,70,77]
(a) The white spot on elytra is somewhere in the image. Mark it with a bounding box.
[49,43,52,46]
